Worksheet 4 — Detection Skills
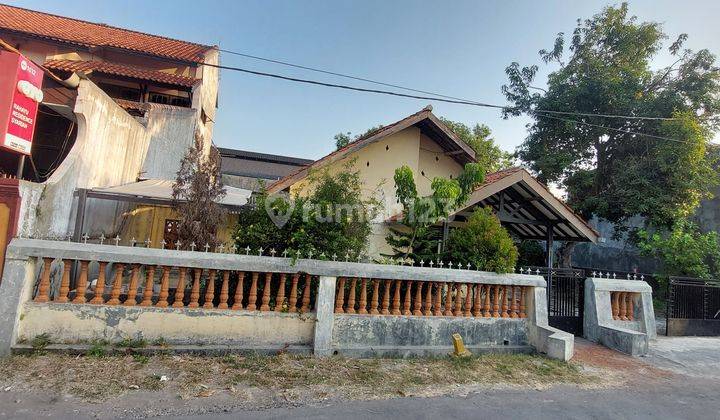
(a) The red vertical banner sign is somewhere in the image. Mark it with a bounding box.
[0,51,44,155]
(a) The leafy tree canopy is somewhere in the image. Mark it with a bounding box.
[440,118,514,173]
[637,219,720,279]
[334,125,385,150]
[445,207,518,273]
[502,3,720,232]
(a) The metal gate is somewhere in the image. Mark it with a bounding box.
[667,277,720,336]
[523,267,585,336]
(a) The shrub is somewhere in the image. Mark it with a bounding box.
[445,207,518,273]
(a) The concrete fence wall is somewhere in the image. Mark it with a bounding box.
[0,239,574,360]
[584,277,656,356]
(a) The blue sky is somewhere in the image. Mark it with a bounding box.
[9,0,720,159]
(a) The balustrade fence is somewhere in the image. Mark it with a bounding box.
[334,278,528,318]
[609,291,638,321]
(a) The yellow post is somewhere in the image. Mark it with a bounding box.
[450,333,472,357]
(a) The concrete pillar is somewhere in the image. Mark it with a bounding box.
[313,276,337,357]
[0,254,36,356]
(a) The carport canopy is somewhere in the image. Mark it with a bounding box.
[449,168,599,267]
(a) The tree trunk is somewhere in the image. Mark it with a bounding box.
[558,242,577,268]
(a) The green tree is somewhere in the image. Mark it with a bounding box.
[384,163,484,262]
[502,3,719,235]
[334,125,385,150]
[445,207,518,273]
[440,118,513,173]
[235,162,379,259]
[637,220,720,279]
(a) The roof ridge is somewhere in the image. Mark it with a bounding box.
[0,3,215,58]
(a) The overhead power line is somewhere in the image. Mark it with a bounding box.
[199,61,690,144]
[218,48,676,122]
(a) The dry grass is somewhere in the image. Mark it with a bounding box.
[0,352,599,403]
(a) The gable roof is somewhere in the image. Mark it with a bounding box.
[267,107,476,193]
[44,59,197,87]
[0,4,214,63]
[453,167,599,243]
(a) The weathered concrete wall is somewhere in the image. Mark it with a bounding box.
[332,315,529,357]
[141,105,197,180]
[584,278,656,355]
[525,287,574,361]
[33,80,153,237]
[18,303,315,347]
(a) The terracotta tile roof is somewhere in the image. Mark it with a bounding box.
[0,4,214,63]
[44,59,196,87]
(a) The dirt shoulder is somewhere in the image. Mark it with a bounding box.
[0,349,614,418]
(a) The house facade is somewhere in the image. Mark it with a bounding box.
[0,4,222,271]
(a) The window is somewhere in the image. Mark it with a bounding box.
[97,82,142,101]
[148,91,191,107]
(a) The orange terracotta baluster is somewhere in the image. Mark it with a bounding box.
[156,266,171,308]
[510,286,519,318]
[492,285,501,317]
[627,293,634,321]
[287,273,299,313]
[412,281,424,316]
[369,279,380,315]
[106,263,125,305]
[203,269,217,309]
[358,278,369,314]
[34,257,53,302]
[188,268,202,308]
[501,285,510,318]
[72,260,90,304]
[433,283,443,316]
[218,271,230,309]
[56,259,72,303]
[611,292,619,320]
[619,292,627,320]
[519,286,527,318]
[346,278,357,314]
[424,281,433,316]
[90,261,108,304]
[140,265,156,306]
[172,267,187,308]
[483,285,491,317]
[260,272,272,311]
[232,272,245,310]
[463,283,473,317]
[391,280,402,315]
[402,280,412,315]
[335,277,346,313]
[472,284,482,317]
[381,280,391,315]
[454,283,463,316]
[300,274,311,312]
[444,283,454,316]
[123,264,140,306]
[275,273,287,311]
[246,272,259,310]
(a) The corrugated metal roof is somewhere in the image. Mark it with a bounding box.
[90,179,251,208]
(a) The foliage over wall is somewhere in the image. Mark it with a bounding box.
[445,207,518,273]
[235,162,379,259]
[637,219,720,279]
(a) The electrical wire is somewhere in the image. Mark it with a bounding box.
[217,48,676,121]
[199,61,691,144]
